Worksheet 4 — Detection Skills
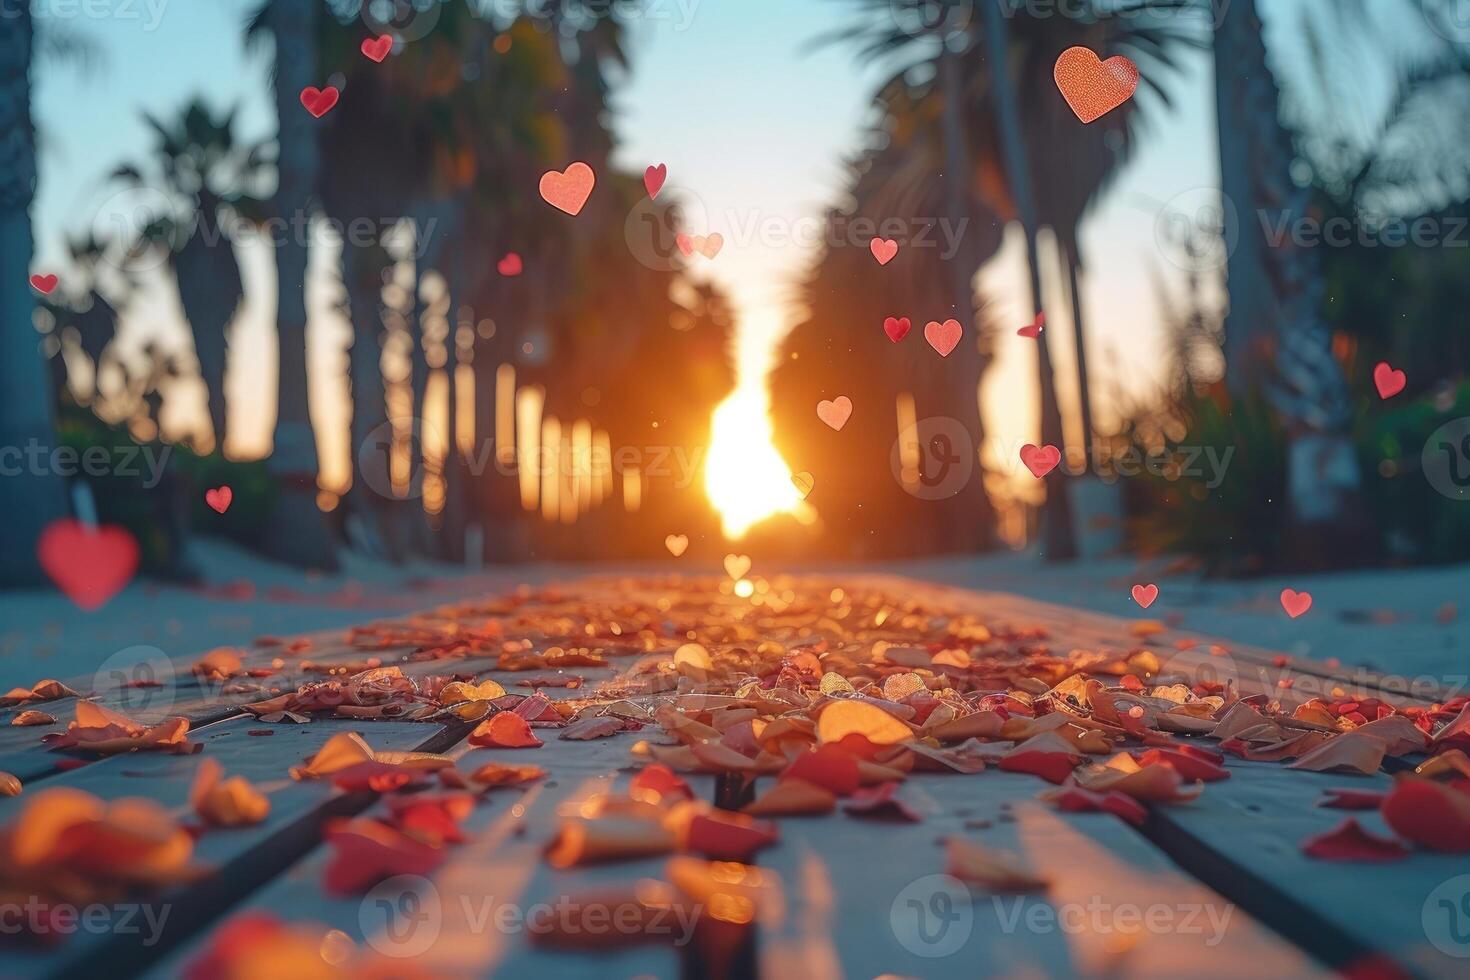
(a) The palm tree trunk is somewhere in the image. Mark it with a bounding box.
[265,0,336,570]
[343,240,399,560]
[980,0,1077,559]
[0,8,68,585]
[936,44,997,554]
[1061,229,1095,454]
[1214,0,1368,561]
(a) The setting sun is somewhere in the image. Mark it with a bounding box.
[703,383,804,539]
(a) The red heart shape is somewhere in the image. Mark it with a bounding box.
[299,86,340,118]
[1131,583,1159,609]
[924,319,963,357]
[1020,444,1062,479]
[644,164,667,200]
[38,520,139,610]
[1018,312,1045,339]
[360,35,392,63]
[870,238,899,266]
[206,486,233,514]
[539,162,596,216]
[1373,362,1406,400]
[498,252,522,277]
[29,273,58,294]
[883,316,911,343]
[1281,589,1313,619]
[1054,46,1139,124]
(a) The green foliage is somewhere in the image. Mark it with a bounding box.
[1358,381,1470,563]
[1121,386,1288,575]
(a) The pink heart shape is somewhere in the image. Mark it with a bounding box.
[299,86,340,118]
[361,36,392,63]
[883,317,911,343]
[1020,444,1062,479]
[539,162,596,216]
[924,319,963,357]
[1131,584,1159,609]
[644,164,667,200]
[870,238,899,265]
[38,520,139,610]
[817,396,853,431]
[1281,589,1313,619]
[498,253,522,277]
[1373,362,1406,400]
[206,486,234,514]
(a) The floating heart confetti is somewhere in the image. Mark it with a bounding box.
[817,396,853,430]
[360,35,392,62]
[724,554,751,580]
[1281,589,1313,619]
[29,273,57,294]
[37,519,139,610]
[665,534,688,557]
[644,164,667,199]
[1131,583,1159,609]
[677,233,723,259]
[498,252,522,277]
[539,162,596,216]
[1020,444,1062,479]
[1054,46,1139,124]
[1018,312,1045,338]
[791,471,815,499]
[205,486,233,514]
[924,319,963,357]
[883,316,911,343]
[1373,362,1406,400]
[299,85,340,118]
[870,238,899,265]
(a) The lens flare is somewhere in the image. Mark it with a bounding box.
[703,384,803,539]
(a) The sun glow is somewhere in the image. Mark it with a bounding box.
[704,383,805,539]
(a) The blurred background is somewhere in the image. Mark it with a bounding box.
[2,0,1469,600]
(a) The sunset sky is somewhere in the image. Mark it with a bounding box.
[29,0,1433,514]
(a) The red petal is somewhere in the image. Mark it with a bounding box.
[1047,786,1149,826]
[469,712,544,748]
[629,764,694,804]
[322,819,447,894]
[998,750,1081,784]
[684,811,779,862]
[1381,779,1470,852]
[1135,748,1230,782]
[781,744,860,796]
[1301,818,1409,862]
[842,782,922,822]
[1317,788,1388,810]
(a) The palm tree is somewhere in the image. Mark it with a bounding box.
[254,0,337,569]
[1212,0,1367,553]
[0,7,69,585]
[113,100,269,452]
[814,0,1201,557]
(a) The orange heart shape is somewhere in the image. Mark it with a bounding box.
[924,319,963,357]
[870,238,899,265]
[539,162,596,216]
[817,396,852,431]
[1054,47,1138,124]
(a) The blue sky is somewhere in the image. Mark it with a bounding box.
[28,0,1438,496]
